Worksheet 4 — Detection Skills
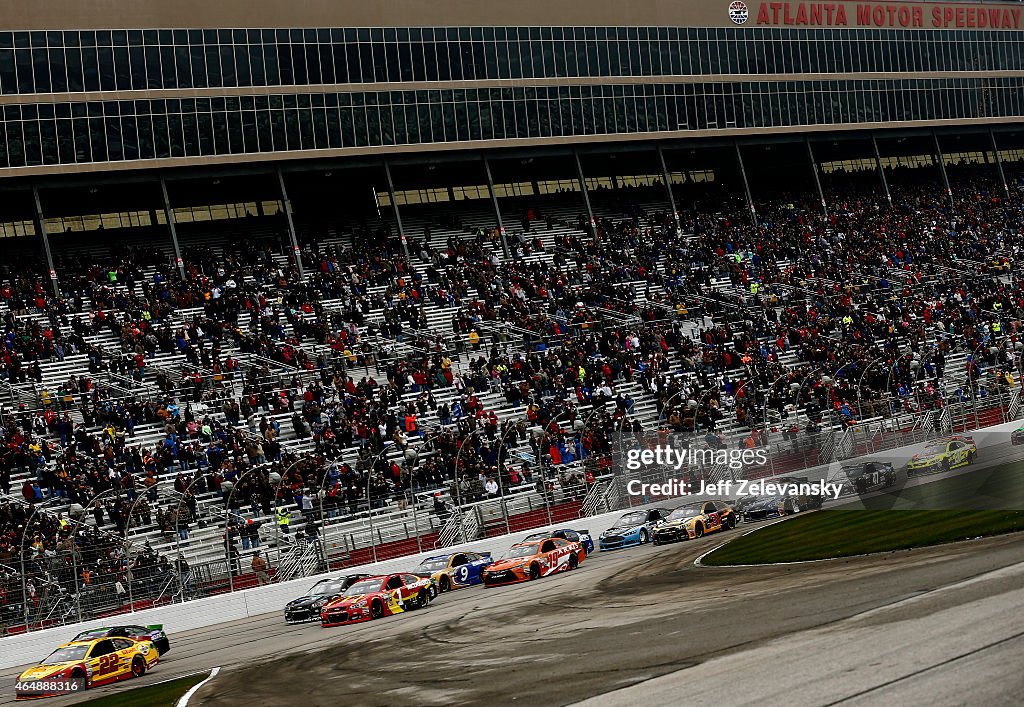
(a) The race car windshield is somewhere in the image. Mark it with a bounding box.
[415,558,450,572]
[308,580,346,595]
[344,579,384,595]
[503,544,540,558]
[72,630,105,641]
[666,505,701,520]
[42,645,89,664]
[617,512,648,525]
[921,442,947,453]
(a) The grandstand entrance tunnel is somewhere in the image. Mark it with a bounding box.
[0,125,1022,294]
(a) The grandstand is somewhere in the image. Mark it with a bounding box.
[1,0,1024,634]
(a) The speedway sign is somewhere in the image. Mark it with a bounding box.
[739,1,1023,28]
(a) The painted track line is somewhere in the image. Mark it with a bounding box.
[175,666,220,707]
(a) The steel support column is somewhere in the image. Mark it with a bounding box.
[32,186,59,297]
[573,149,597,240]
[733,141,758,226]
[805,138,828,218]
[275,168,305,281]
[933,132,954,208]
[482,155,511,259]
[990,129,1010,200]
[383,159,411,261]
[871,135,893,208]
[160,177,187,280]
[657,144,683,236]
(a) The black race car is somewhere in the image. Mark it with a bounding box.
[285,574,372,623]
[841,461,896,494]
[71,624,170,655]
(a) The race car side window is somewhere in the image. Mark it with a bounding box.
[385,576,404,590]
[452,554,467,566]
[401,574,420,585]
[540,540,556,553]
[111,639,134,650]
[90,640,115,658]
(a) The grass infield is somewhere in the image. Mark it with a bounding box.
[701,510,1024,565]
[81,673,209,707]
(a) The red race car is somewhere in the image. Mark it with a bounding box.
[320,573,433,627]
[481,537,586,586]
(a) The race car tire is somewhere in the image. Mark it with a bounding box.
[428,584,438,599]
[529,563,540,580]
[131,656,146,678]
[439,576,450,593]
[568,553,579,570]
[71,668,87,688]
[941,458,950,473]
[639,529,649,544]
[413,591,429,609]
[792,502,801,514]
[370,600,384,619]
[726,515,736,530]
[967,451,976,465]
[694,523,704,538]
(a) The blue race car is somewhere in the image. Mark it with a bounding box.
[411,551,492,592]
[524,528,595,554]
[598,508,673,550]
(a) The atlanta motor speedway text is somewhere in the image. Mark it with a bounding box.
[626,478,845,501]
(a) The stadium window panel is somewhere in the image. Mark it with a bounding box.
[235,44,253,87]
[152,112,171,157]
[401,101,417,144]
[434,39,453,82]
[419,39,436,81]
[277,43,294,85]
[219,45,237,87]
[120,113,138,160]
[292,43,309,85]
[46,47,68,93]
[352,99,368,147]
[370,41,387,83]
[14,49,34,93]
[364,103,380,146]
[223,109,242,153]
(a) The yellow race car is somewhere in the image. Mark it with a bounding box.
[651,499,737,544]
[907,436,977,476]
[16,637,158,700]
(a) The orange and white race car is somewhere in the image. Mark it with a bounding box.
[480,537,585,586]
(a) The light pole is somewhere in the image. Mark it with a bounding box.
[363,442,395,563]
[857,354,890,422]
[18,496,63,632]
[451,427,481,543]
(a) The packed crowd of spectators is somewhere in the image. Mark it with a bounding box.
[1,160,1023,629]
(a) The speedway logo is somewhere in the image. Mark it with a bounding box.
[699,479,843,500]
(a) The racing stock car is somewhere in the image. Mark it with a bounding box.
[841,461,897,494]
[16,637,159,700]
[320,573,433,627]
[481,537,586,586]
[411,551,491,592]
[71,625,170,656]
[285,574,372,623]
[598,508,672,550]
[524,528,595,554]
[739,494,799,521]
[652,500,736,544]
[1011,425,1024,445]
[907,436,977,476]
